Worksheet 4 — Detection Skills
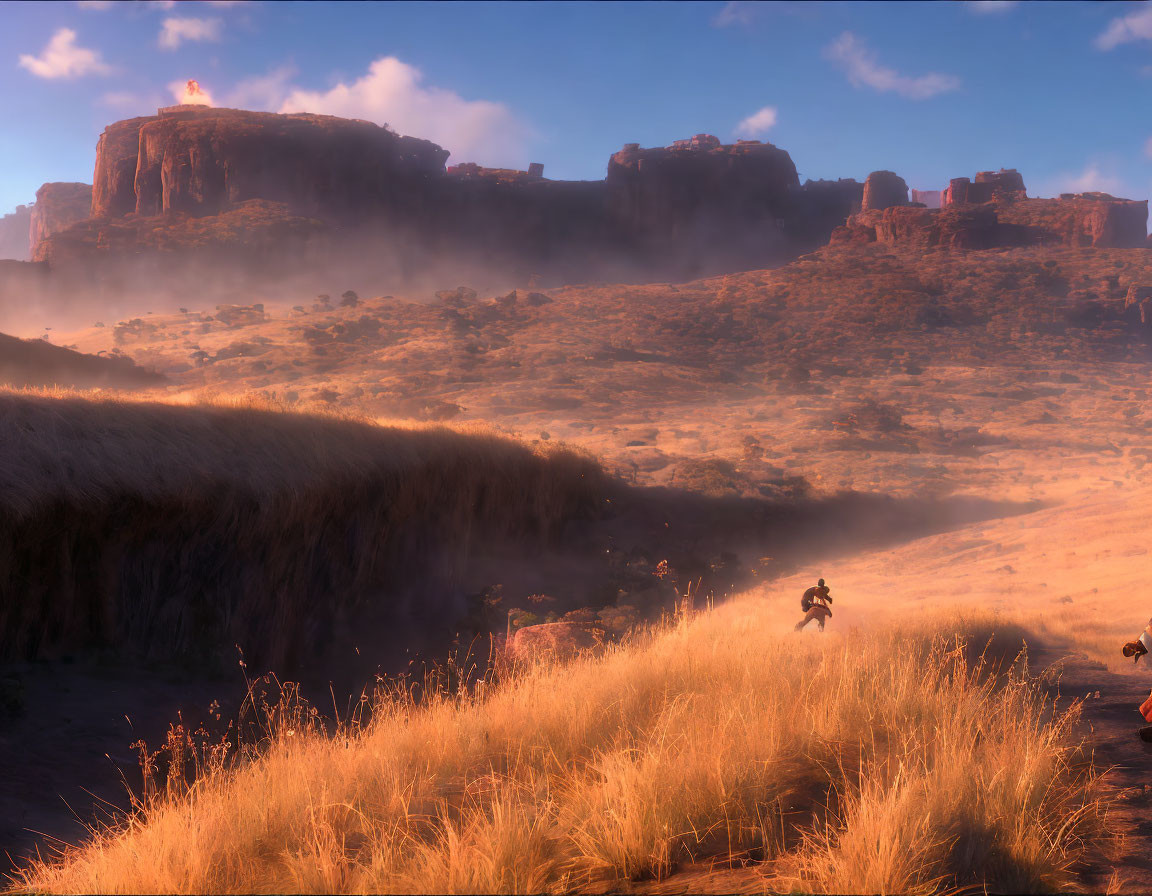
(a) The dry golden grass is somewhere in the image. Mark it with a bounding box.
[9,601,1110,895]
[0,388,604,669]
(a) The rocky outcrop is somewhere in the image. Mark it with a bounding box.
[508,621,602,662]
[791,178,864,248]
[0,205,32,261]
[61,115,859,284]
[29,183,91,261]
[996,195,1148,249]
[604,136,804,276]
[837,204,999,250]
[943,169,1026,207]
[838,167,1148,251]
[36,107,1151,293]
[1123,284,1152,327]
[861,171,908,212]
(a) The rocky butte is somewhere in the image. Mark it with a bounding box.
[835,169,1148,250]
[32,107,862,284]
[28,183,92,260]
[14,106,1152,299]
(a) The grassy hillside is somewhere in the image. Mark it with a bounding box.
[9,603,1109,894]
[0,391,603,671]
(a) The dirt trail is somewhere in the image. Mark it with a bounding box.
[1038,649,1152,893]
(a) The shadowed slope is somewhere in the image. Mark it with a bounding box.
[0,333,164,389]
[0,392,604,672]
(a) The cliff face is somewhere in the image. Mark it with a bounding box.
[29,183,92,261]
[996,195,1149,249]
[0,204,32,261]
[92,116,154,218]
[39,107,1151,289]
[95,106,448,222]
[65,114,848,283]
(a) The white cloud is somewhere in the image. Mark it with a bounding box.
[18,28,112,79]
[169,78,215,105]
[1095,4,1152,50]
[735,106,778,138]
[713,1,757,27]
[824,31,961,99]
[967,1,1017,13]
[1055,163,1124,196]
[278,56,530,165]
[158,16,222,49]
[226,65,296,109]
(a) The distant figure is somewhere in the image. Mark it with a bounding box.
[1122,618,1152,740]
[795,578,833,632]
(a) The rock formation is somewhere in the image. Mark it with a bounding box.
[94,105,446,222]
[836,169,1148,251]
[0,204,32,261]
[1123,284,1152,328]
[942,169,1026,207]
[996,194,1149,249]
[42,111,866,284]
[29,183,91,261]
[25,107,1152,294]
[860,171,909,212]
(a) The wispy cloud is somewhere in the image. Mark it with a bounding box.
[713,1,757,28]
[1094,4,1152,50]
[76,1,115,10]
[226,65,296,109]
[18,28,112,79]
[735,106,778,138]
[1055,162,1124,195]
[278,57,531,166]
[824,31,961,99]
[966,1,1018,14]
[158,16,222,49]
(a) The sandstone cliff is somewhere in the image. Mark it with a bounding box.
[0,204,32,261]
[54,113,859,285]
[29,183,91,262]
[95,105,447,222]
[32,107,1151,295]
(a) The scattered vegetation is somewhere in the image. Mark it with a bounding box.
[9,606,1110,894]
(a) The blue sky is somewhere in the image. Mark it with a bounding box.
[2,0,1152,215]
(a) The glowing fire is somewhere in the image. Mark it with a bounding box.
[178,79,213,106]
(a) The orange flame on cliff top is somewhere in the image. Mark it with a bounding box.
[178,79,212,106]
